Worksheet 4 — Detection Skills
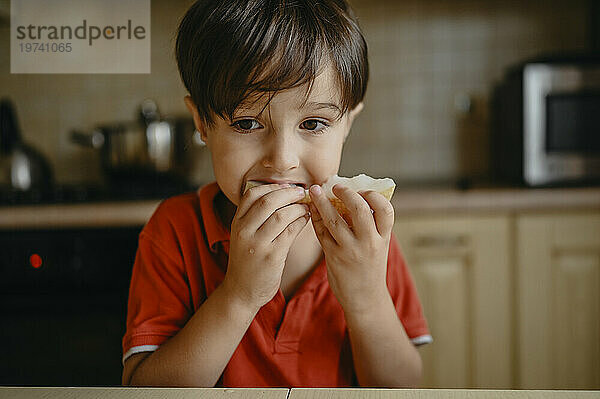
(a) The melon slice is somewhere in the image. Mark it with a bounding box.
[243,174,396,220]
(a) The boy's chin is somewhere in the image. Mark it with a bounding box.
[213,184,239,208]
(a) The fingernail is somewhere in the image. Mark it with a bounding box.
[310,185,322,196]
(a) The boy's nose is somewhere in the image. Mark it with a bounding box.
[261,133,300,172]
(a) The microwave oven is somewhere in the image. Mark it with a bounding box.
[491,53,600,187]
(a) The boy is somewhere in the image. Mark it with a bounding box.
[122,0,432,388]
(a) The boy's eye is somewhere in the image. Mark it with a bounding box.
[300,119,329,132]
[232,119,262,132]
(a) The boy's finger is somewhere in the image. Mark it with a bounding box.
[272,213,310,249]
[359,190,395,237]
[257,203,309,243]
[238,185,305,229]
[309,202,336,249]
[309,185,352,245]
[331,184,377,239]
[237,183,286,218]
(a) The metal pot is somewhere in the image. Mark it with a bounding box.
[71,99,204,184]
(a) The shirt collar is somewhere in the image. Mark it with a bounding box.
[197,181,231,253]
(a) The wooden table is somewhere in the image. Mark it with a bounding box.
[288,389,600,398]
[0,387,286,399]
[0,388,598,398]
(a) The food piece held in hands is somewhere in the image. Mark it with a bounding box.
[243,174,396,222]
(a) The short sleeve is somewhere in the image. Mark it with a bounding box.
[386,232,433,346]
[121,226,194,363]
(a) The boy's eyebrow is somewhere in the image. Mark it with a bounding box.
[235,101,342,114]
[301,102,342,113]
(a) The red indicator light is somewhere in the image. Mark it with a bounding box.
[29,254,43,269]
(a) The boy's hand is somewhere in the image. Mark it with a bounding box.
[222,183,310,310]
[308,184,394,315]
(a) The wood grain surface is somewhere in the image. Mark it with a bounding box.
[0,387,289,399]
[1,388,598,399]
[288,388,600,399]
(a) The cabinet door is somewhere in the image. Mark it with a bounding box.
[0,0,7,19]
[393,214,512,389]
[517,212,600,390]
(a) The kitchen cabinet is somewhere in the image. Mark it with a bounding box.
[0,0,8,20]
[393,214,513,389]
[393,209,600,390]
[516,212,600,390]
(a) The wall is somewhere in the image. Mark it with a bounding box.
[0,0,590,187]
[0,0,204,186]
[349,0,589,185]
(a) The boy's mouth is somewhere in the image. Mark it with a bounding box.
[242,180,309,198]
[252,180,307,189]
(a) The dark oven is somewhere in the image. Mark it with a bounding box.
[0,226,141,386]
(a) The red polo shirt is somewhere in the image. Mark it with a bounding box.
[122,182,432,387]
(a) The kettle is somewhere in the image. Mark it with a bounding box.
[0,98,54,193]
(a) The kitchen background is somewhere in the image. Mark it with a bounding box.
[0,0,592,187]
[1,0,599,391]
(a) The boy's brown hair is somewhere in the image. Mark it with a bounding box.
[175,0,368,128]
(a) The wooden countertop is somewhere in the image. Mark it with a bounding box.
[1,187,599,229]
[391,186,600,215]
[0,387,598,399]
[0,200,161,229]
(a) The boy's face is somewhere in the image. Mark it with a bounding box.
[185,64,363,207]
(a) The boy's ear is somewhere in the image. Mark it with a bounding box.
[184,95,208,142]
[343,102,364,142]
[348,102,364,123]
[350,102,364,122]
